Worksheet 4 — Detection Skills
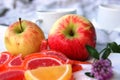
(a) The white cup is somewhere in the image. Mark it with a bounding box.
[97,4,120,31]
[35,9,76,38]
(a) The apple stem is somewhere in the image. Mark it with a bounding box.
[19,18,23,32]
[69,30,74,36]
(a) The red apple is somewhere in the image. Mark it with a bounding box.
[4,18,45,57]
[48,14,96,61]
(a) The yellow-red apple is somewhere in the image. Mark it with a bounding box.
[4,18,45,57]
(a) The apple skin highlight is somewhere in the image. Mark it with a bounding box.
[48,14,96,61]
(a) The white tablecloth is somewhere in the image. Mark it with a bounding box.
[0,25,7,52]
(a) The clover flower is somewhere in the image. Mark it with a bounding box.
[91,59,113,80]
[85,43,118,80]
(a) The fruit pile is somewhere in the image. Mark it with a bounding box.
[0,14,96,80]
[0,50,90,80]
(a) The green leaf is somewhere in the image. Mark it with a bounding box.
[102,48,111,59]
[118,45,120,52]
[86,45,99,59]
[85,72,94,78]
[108,42,120,53]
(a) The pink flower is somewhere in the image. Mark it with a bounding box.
[91,59,113,80]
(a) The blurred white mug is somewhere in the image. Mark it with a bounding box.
[35,9,76,38]
[97,4,120,31]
